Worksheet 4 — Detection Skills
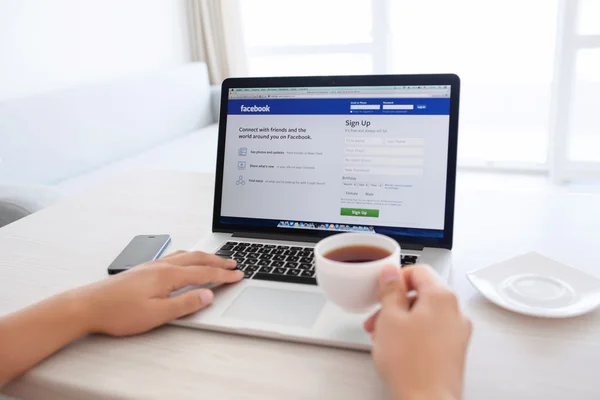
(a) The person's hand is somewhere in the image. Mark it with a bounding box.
[364,265,472,400]
[71,251,242,336]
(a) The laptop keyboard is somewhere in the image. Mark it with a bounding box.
[215,241,420,286]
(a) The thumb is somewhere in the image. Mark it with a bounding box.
[160,289,214,322]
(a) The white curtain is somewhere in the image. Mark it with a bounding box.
[187,0,246,84]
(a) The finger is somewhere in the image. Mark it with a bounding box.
[363,309,380,333]
[403,264,444,292]
[161,250,186,259]
[379,266,409,310]
[168,265,244,291]
[159,288,214,322]
[166,251,237,269]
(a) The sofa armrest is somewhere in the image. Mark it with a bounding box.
[210,85,222,124]
[0,185,63,228]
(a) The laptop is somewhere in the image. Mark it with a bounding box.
[171,74,460,351]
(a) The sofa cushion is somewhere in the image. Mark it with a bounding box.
[0,63,213,186]
[56,124,219,195]
[0,184,63,227]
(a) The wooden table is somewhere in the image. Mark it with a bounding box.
[1,170,599,399]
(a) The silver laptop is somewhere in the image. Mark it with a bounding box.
[171,74,460,351]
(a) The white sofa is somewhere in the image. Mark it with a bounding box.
[0,62,220,227]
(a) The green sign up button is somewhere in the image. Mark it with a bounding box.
[340,208,379,218]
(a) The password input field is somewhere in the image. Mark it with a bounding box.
[345,147,425,156]
[382,104,414,110]
[343,166,424,176]
[350,104,381,110]
[344,157,424,166]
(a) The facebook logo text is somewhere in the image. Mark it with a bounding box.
[240,105,271,113]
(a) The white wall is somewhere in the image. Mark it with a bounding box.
[0,0,191,101]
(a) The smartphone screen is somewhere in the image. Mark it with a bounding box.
[107,235,171,274]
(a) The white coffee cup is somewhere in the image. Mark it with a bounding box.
[314,233,401,313]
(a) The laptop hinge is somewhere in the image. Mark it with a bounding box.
[232,232,321,243]
[231,232,425,250]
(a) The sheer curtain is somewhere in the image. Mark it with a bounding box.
[187,0,246,83]
[235,0,600,182]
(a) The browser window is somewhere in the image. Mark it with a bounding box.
[220,85,451,239]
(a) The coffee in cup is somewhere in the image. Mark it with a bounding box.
[314,233,401,313]
[324,245,392,263]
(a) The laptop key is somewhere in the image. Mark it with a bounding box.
[246,253,259,259]
[232,255,245,262]
[246,265,259,272]
[244,270,255,279]
[286,255,300,262]
[270,260,285,268]
[300,257,312,263]
[272,255,286,261]
[257,260,270,266]
[271,249,285,255]
[286,269,301,276]
[291,246,303,251]
[297,251,311,257]
[264,244,276,248]
[301,270,314,277]
[282,250,296,256]
[298,263,312,270]
[215,250,234,257]
[273,267,287,275]
[252,272,317,286]
[259,266,273,273]
[259,253,273,260]
[286,262,299,269]
[401,256,418,266]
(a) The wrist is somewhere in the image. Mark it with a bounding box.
[57,288,96,336]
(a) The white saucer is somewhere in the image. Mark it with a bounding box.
[467,252,600,318]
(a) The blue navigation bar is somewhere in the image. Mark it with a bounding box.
[228,98,450,116]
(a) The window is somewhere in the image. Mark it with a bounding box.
[239,0,377,76]
[238,0,600,181]
[549,0,600,182]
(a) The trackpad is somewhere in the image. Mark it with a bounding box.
[222,287,326,328]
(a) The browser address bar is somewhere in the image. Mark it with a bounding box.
[240,94,435,99]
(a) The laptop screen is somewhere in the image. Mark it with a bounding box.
[219,84,452,240]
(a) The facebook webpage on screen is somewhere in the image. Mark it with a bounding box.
[220,85,451,239]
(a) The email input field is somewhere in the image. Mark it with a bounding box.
[344,157,424,166]
[350,104,381,110]
[345,147,425,156]
[343,166,424,176]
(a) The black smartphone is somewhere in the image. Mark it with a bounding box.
[107,234,171,275]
